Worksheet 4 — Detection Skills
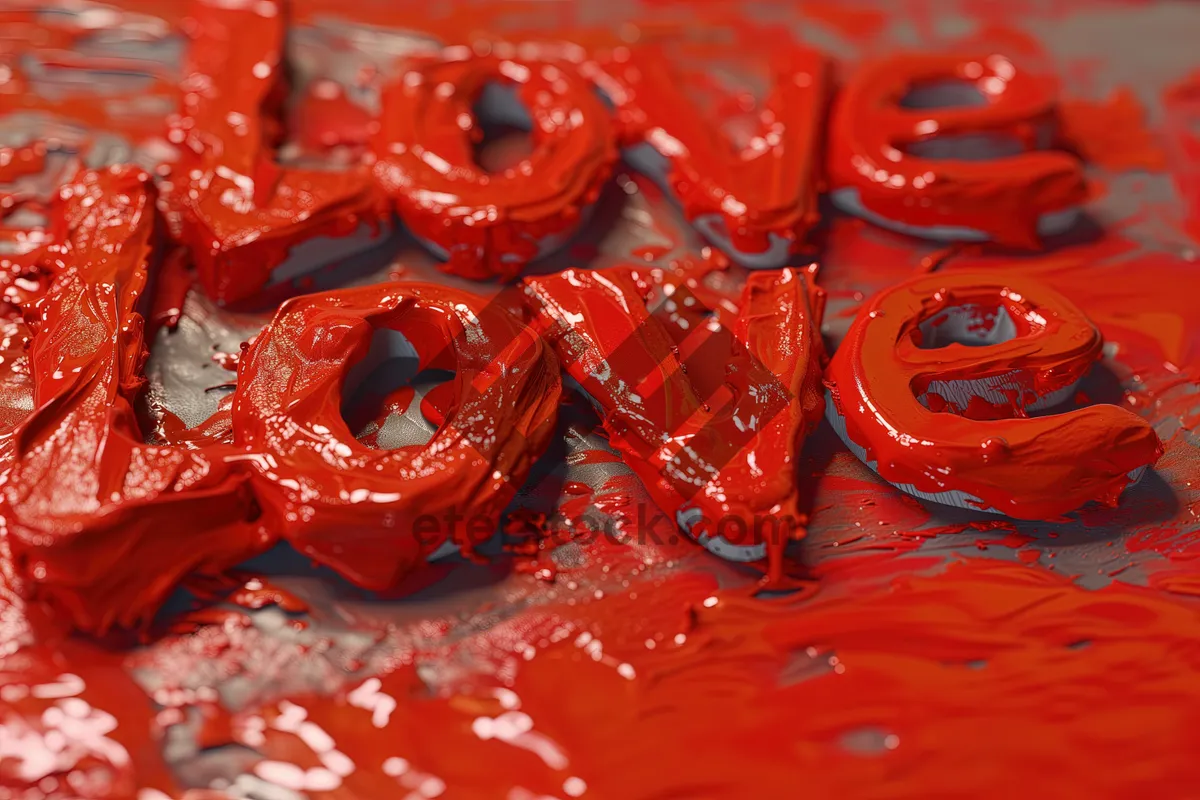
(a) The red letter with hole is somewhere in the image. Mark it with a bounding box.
[828,53,1088,247]
[824,271,1161,519]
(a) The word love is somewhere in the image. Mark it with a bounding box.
[142,1,1090,305]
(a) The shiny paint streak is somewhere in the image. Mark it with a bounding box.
[597,39,829,263]
[828,52,1087,246]
[370,46,617,280]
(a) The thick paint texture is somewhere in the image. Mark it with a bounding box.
[598,42,828,267]
[371,47,617,280]
[826,271,1162,518]
[233,282,562,588]
[828,53,1088,246]
[170,0,389,305]
[2,168,268,634]
[523,264,824,581]
[225,561,1200,798]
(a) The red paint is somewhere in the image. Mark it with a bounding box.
[0,315,35,466]
[829,52,1088,247]
[0,4,180,150]
[826,270,1162,518]
[938,239,1200,434]
[1163,69,1200,243]
[371,46,617,280]
[168,0,389,305]
[1058,87,1166,172]
[419,382,456,428]
[0,642,178,798]
[289,79,376,153]
[598,39,828,260]
[211,349,241,372]
[147,246,193,336]
[346,385,415,445]
[225,560,1200,798]
[232,281,561,588]
[230,576,309,614]
[3,167,270,634]
[523,264,824,583]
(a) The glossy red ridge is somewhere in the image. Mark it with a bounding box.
[597,40,828,264]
